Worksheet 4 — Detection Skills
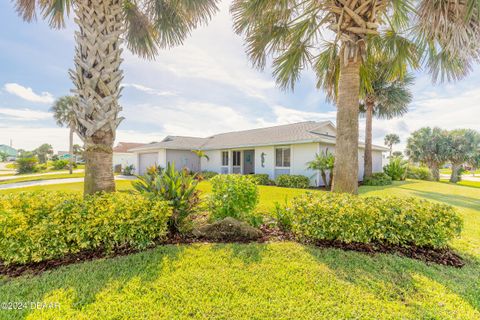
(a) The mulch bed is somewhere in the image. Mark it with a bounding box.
[0,226,464,278]
[312,239,465,268]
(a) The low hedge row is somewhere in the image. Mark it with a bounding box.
[0,192,171,265]
[276,174,310,189]
[275,193,462,248]
[407,166,433,181]
[363,173,392,186]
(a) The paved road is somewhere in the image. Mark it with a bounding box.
[0,175,137,191]
[440,174,480,182]
[0,169,84,181]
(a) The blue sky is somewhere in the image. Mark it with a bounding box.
[0,1,479,152]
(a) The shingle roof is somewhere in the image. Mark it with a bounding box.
[130,136,207,151]
[129,121,389,152]
[113,142,147,153]
[201,121,332,149]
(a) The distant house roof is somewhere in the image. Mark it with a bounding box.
[113,142,147,153]
[0,145,17,157]
[129,121,389,152]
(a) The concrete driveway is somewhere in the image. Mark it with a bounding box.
[0,175,137,190]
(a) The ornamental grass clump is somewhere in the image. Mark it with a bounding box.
[0,192,171,265]
[277,193,462,249]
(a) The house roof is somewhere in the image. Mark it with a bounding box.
[129,121,389,152]
[113,142,147,153]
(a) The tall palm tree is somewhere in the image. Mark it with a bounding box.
[231,0,480,194]
[14,0,219,195]
[361,67,413,179]
[384,134,401,158]
[51,96,77,174]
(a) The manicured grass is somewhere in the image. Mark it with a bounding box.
[0,180,134,194]
[0,172,85,185]
[440,168,480,175]
[0,180,479,319]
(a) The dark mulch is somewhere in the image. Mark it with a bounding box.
[0,226,464,278]
[312,239,465,268]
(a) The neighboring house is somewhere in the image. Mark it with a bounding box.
[0,144,17,161]
[113,142,146,171]
[129,121,388,186]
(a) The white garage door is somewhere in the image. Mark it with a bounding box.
[139,153,158,175]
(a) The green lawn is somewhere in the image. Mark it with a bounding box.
[0,180,479,319]
[0,172,85,185]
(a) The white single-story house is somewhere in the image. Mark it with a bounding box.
[113,142,146,171]
[128,121,388,186]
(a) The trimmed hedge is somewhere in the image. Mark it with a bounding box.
[407,166,433,181]
[363,173,392,186]
[276,174,310,189]
[0,192,171,265]
[198,171,218,180]
[209,174,259,222]
[276,193,462,249]
[249,174,273,185]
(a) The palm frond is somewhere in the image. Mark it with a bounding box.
[14,0,71,28]
[123,1,158,59]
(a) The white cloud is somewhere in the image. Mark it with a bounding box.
[3,83,55,104]
[371,87,480,152]
[0,108,51,121]
[122,83,176,97]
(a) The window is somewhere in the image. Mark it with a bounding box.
[233,151,241,166]
[275,147,291,167]
[222,151,229,166]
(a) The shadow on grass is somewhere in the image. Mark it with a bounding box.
[411,190,480,211]
[359,180,420,193]
[211,243,267,264]
[305,245,480,314]
[0,245,186,317]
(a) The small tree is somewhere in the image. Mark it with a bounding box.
[468,153,480,176]
[307,150,335,190]
[384,134,401,158]
[446,129,480,183]
[34,144,53,164]
[51,96,78,174]
[0,151,8,162]
[405,128,450,181]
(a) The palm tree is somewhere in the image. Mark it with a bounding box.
[307,150,335,190]
[14,0,219,195]
[51,96,77,174]
[446,129,480,183]
[384,134,401,158]
[231,0,480,194]
[405,127,450,181]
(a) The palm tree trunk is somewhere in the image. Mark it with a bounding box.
[69,127,74,175]
[332,47,361,194]
[430,163,440,181]
[71,0,124,195]
[450,163,461,183]
[363,101,374,180]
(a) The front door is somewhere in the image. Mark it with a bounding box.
[243,150,255,174]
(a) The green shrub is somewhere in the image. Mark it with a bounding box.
[363,173,392,186]
[52,159,70,170]
[209,174,259,223]
[278,193,462,249]
[384,157,408,181]
[133,162,200,233]
[15,157,38,174]
[407,165,433,181]
[276,174,310,189]
[198,171,218,180]
[122,164,135,176]
[0,192,171,265]
[250,174,273,185]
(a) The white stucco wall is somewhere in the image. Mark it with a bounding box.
[200,150,222,173]
[290,143,319,186]
[254,146,275,177]
[113,153,136,170]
